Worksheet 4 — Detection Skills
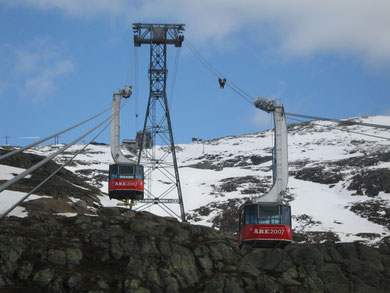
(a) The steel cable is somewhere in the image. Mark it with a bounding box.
[0,106,111,161]
[0,120,111,220]
[0,99,130,218]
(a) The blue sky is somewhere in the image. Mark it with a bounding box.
[1,0,390,147]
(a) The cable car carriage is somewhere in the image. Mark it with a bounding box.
[108,87,144,202]
[108,163,144,200]
[238,97,291,249]
[238,202,292,248]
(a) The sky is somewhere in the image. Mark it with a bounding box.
[1,0,390,147]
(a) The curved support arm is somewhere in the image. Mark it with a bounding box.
[253,98,288,203]
[110,87,135,164]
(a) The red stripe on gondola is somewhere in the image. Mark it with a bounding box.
[108,178,144,192]
[239,224,292,244]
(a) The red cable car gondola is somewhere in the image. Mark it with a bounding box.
[238,97,291,249]
[238,202,292,248]
[108,163,144,200]
[108,86,145,203]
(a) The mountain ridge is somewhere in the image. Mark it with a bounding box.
[1,115,389,246]
[0,209,389,293]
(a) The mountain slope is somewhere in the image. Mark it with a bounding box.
[1,116,389,245]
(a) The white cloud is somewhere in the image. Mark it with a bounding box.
[15,0,127,18]
[0,39,74,102]
[4,0,390,65]
[24,59,74,101]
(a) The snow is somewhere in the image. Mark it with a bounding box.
[54,213,78,217]
[289,178,386,243]
[17,115,390,244]
[0,164,32,180]
[0,190,51,217]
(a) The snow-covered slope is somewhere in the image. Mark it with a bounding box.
[3,115,390,246]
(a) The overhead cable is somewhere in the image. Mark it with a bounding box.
[185,39,255,105]
[0,119,111,220]
[0,115,113,195]
[285,112,390,130]
[0,106,111,161]
[0,98,130,218]
[286,116,390,141]
[226,83,255,105]
[185,39,222,78]
[168,46,182,109]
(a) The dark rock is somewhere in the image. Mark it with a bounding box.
[0,149,101,214]
[33,268,54,287]
[250,155,272,165]
[66,247,83,265]
[292,166,343,184]
[187,161,223,171]
[0,209,389,292]
[347,169,390,196]
[47,249,67,265]
[333,151,390,168]
[16,261,33,280]
[348,199,390,229]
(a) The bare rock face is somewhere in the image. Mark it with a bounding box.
[0,149,102,215]
[348,168,390,196]
[0,208,389,293]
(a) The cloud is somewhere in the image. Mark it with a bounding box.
[23,59,74,101]
[7,0,127,18]
[0,39,74,102]
[4,0,390,65]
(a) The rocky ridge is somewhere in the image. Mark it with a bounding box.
[0,149,102,216]
[0,208,389,293]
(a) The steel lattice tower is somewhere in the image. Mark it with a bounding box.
[133,23,185,221]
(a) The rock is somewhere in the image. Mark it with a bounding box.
[0,209,389,292]
[47,276,64,292]
[348,169,390,196]
[124,279,139,290]
[203,277,224,293]
[73,199,88,212]
[224,278,244,293]
[293,166,343,184]
[16,261,33,280]
[48,249,67,265]
[95,276,109,290]
[66,247,83,265]
[33,268,54,287]
[0,276,6,288]
[67,273,82,289]
[198,256,213,277]
[317,264,349,293]
[169,244,199,287]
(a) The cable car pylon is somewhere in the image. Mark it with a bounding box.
[132,23,186,221]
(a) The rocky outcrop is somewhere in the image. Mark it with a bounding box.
[0,208,389,293]
[292,166,343,185]
[347,168,390,196]
[0,149,102,214]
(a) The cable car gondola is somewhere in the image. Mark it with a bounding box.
[108,163,144,200]
[238,97,291,248]
[108,86,145,202]
[238,202,292,248]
